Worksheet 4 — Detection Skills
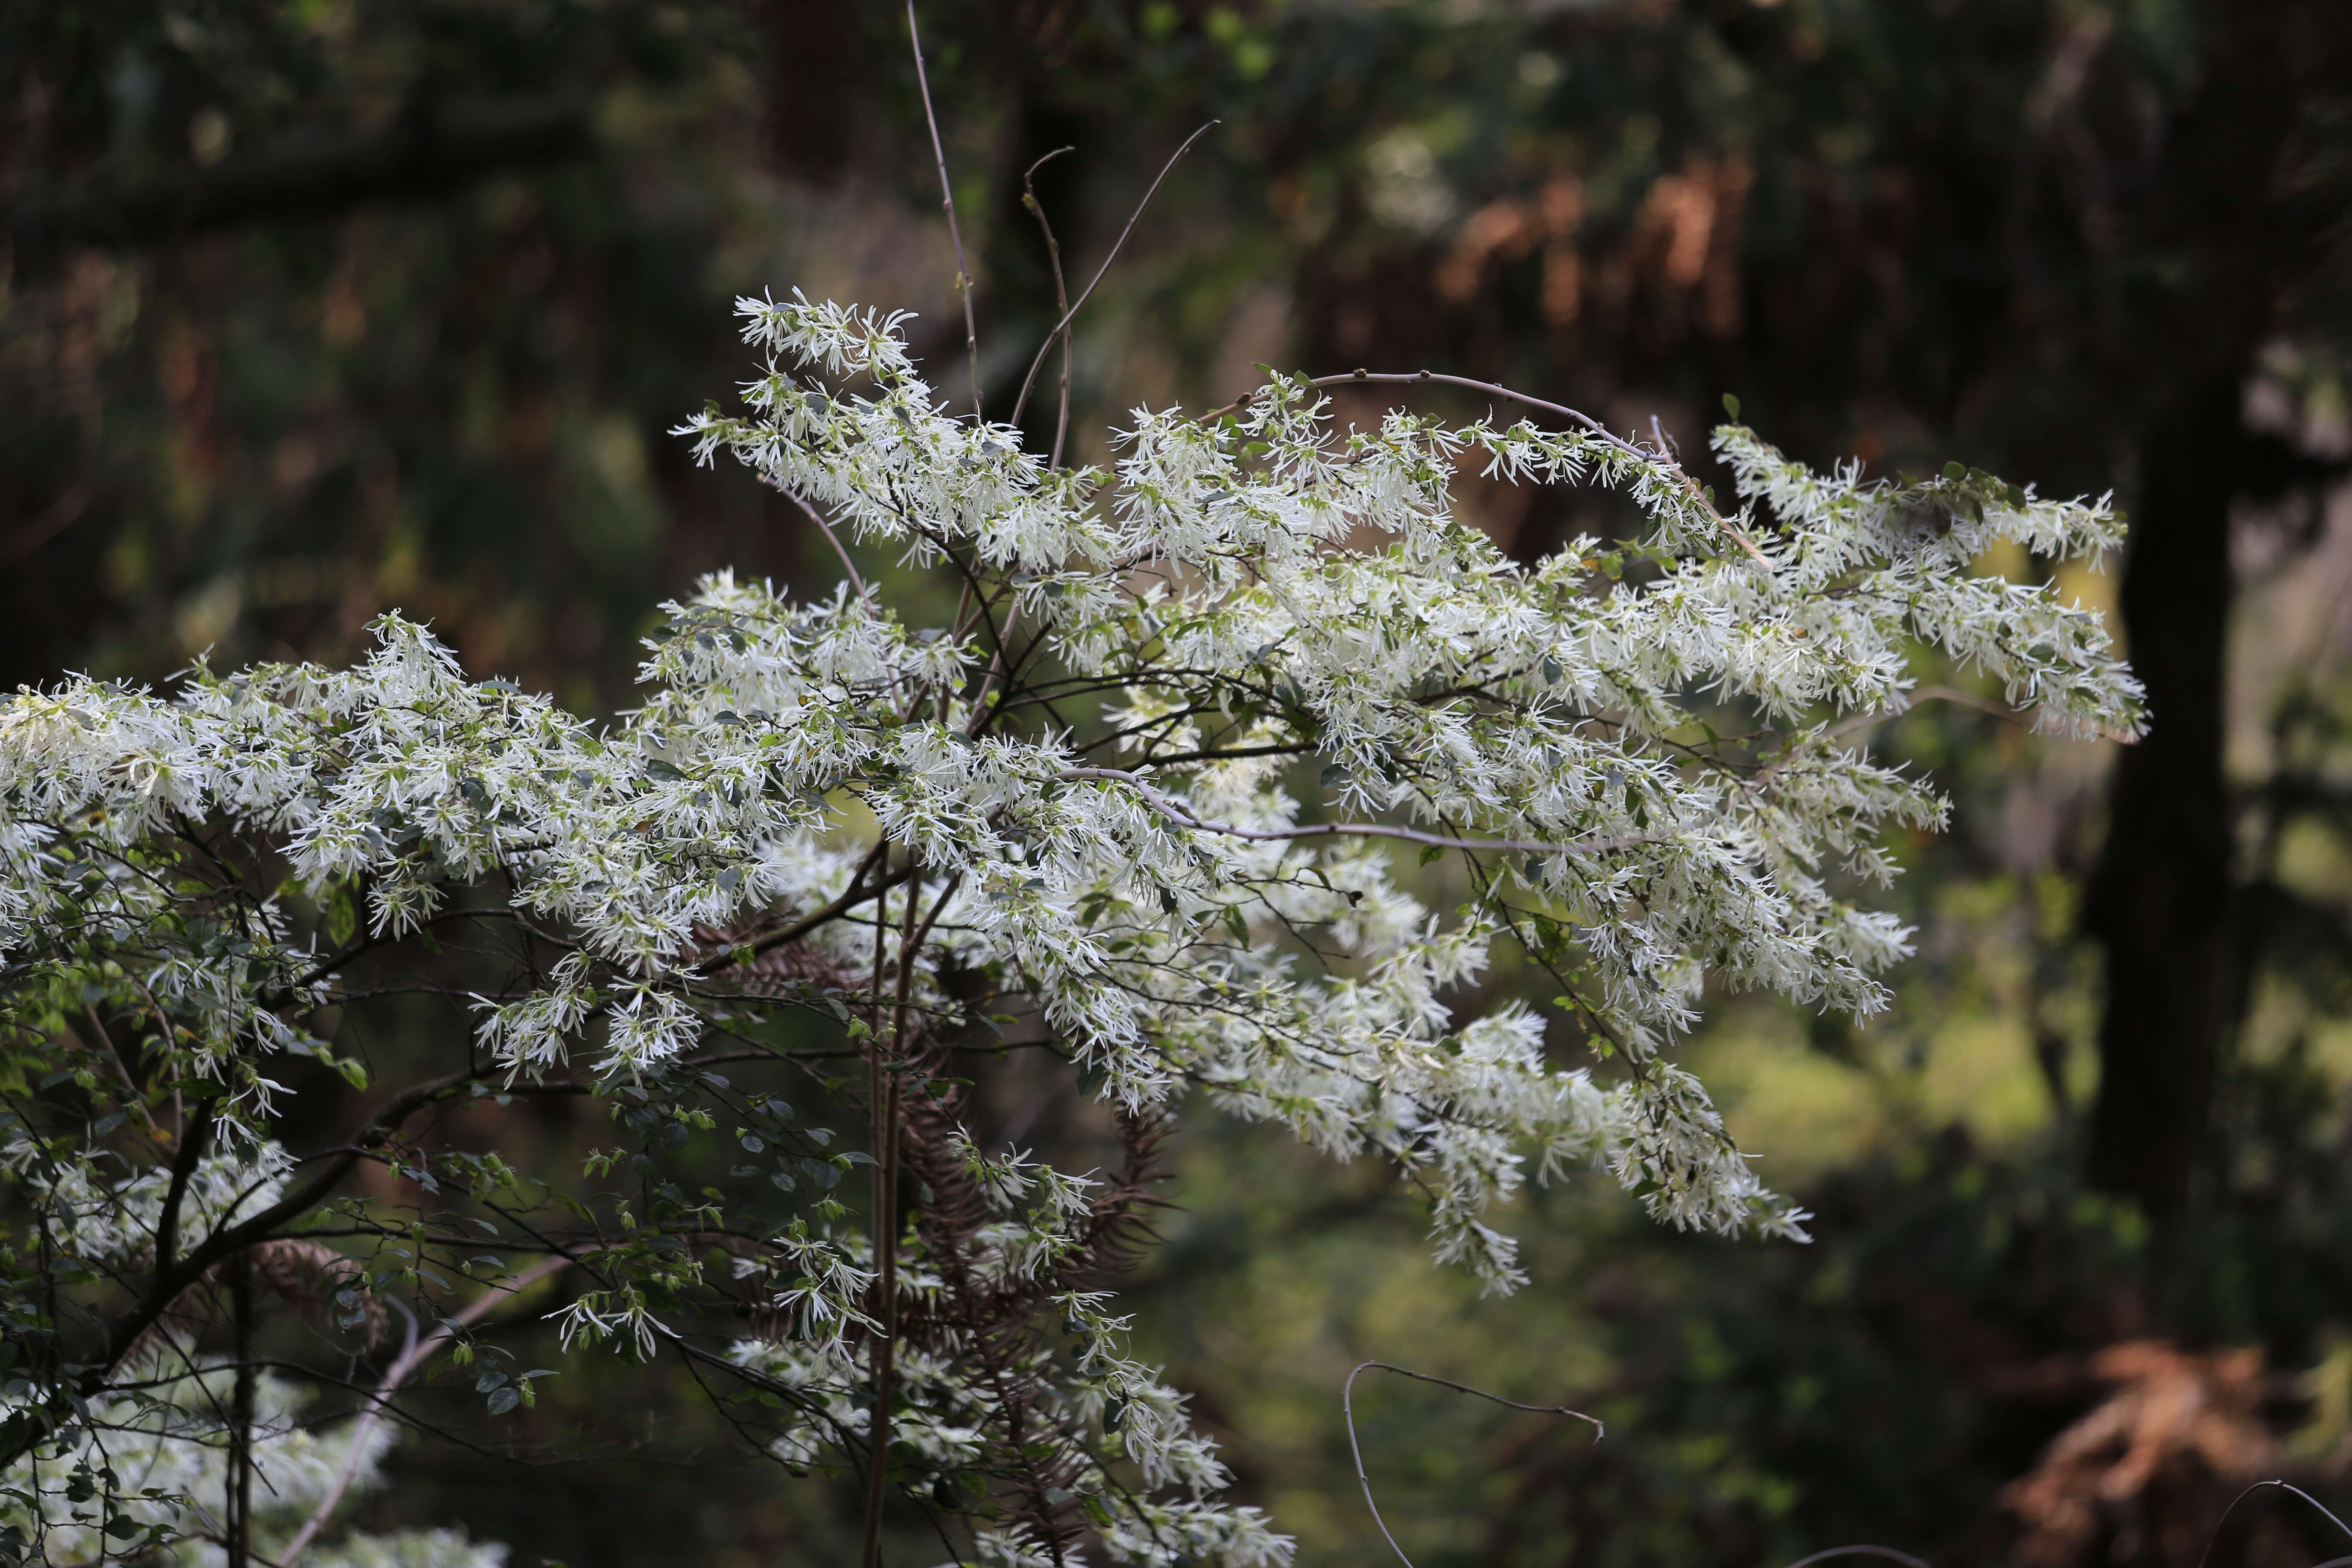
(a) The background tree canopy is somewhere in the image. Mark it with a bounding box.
[3,2,2350,1566]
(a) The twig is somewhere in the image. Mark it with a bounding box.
[905,1,982,420]
[1056,766,1670,858]
[861,864,961,1568]
[278,1256,570,1567]
[1343,1361,1600,1568]
[787,490,870,601]
[2192,1480,2352,1568]
[1021,146,1077,469]
[861,857,896,1568]
[1011,121,1219,426]
[228,1256,255,1568]
[723,845,910,964]
[1778,1550,1934,1568]
[962,599,1023,735]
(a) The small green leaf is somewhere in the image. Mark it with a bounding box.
[326,885,357,947]
[486,1386,521,1415]
[1721,392,1741,420]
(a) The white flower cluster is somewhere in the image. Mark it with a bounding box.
[0,1360,505,1568]
[0,1136,291,1271]
[0,290,2138,1568]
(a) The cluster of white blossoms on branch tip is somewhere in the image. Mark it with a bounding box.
[0,289,2137,1568]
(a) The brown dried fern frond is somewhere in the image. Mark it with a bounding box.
[2004,1340,2274,1568]
[125,1237,383,1366]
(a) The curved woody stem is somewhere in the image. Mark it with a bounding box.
[905,0,982,421]
[1343,1360,1600,1568]
[1010,122,1219,428]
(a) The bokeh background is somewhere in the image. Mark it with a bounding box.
[7,3,2352,1566]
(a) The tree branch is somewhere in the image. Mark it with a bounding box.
[277,1256,571,1567]
[1344,1360,1600,1568]
[905,1,983,420]
[1011,122,1219,427]
[0,1070,491,1472]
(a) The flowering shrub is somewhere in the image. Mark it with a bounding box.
[0,293,2138,1567]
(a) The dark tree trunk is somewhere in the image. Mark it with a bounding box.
[2084,376,2240,1216]
[2079,0,2332,1217]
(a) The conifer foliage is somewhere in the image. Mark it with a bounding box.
[0,292,2139,1566]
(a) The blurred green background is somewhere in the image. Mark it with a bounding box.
[7,2,2352,1565]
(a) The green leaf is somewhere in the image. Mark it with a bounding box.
[325,885,357,947]
[486,1386,521,1415]
[1721,392,1741,420]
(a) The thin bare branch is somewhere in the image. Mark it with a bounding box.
[1021,146,1078,469]
[278,1257,570,1567]
[906,0,983,419]
[1343,1360,1600,1568]
[785,490,870,601]
[1777,1550,1935,1568]
[2191,1480,2352,1568]
[1011,121,1219,426]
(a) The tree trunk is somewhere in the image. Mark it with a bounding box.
[2081,0,2319,1217]
[2085,375,2240,1217]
